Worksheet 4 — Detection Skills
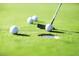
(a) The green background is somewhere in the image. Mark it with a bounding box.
[0,3,79,56]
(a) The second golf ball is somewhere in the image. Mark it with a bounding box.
[27,17,33,24]
[32,16,38,22]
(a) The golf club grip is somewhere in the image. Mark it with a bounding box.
[51,3,62,25]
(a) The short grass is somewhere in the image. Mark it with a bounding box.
[0,3,79,56]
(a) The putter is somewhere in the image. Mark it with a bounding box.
[37,3,62,30]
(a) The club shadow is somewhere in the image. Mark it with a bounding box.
[74,32,79,34]
[14,33,30,37]
[63,40,74,44]
[58,29,79,34]
[50,30,65,34]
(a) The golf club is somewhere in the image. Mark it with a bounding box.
[50,3,62,25]
[37,3,62,30]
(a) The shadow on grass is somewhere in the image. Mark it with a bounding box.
[38,34,55,36]
[50,28,79,34]
[63,40,73,44]
[50,30,65,34]
[74,32,79,33]
[14,33,30,37]
[58,29,79,34]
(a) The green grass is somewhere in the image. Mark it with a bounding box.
[0,3,79,56]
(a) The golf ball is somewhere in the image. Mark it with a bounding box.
[9,25,19,34]
[45,24,53,32]
[27,17,33,24]
[32,16,38,22]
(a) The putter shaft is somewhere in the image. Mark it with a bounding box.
[51,3,62,25]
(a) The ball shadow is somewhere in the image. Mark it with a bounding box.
[14,33,30,37]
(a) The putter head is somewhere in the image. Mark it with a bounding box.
[37,24,45,29]
[37,23,56,30]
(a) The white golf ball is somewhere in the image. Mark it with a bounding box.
[27,17,33,24]
[32,16,38,22]
[45,24,53,32]
[9,25,19,34]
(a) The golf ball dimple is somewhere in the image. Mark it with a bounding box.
[32,16,38,22]
[27,17,33,24]
[9,25,19,34]
[45,24,53,32]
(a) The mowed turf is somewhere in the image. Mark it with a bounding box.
[0,3,79,56]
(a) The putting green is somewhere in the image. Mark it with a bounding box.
[0,3,79,56]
